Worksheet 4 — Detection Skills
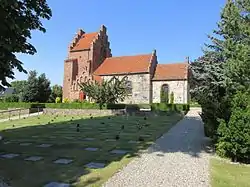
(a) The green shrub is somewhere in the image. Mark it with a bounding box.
[62,98,69,103]
[107,103,126,109]
[72,99,80,103]
[216,92,250,163]
[44,102,101,109]
[4,94,19,102]
[0,102,31,109]
[151,103,189,112]
[55,97,61,103]
[126,104,140,111]
[170,92,174,104]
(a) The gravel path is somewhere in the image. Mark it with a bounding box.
[103,108,211,187]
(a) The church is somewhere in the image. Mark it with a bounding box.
[63,25,190,104]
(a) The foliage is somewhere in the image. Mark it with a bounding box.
[55,97,61,103]
[62,98,69,103]
[11,80,27,101]
[49,85,62,103]
[44,102,101,109]
[22,71,39,102]
[72,99,80,103]
[3,94,19,102]
[151,103,190,112]
[216,91,250,163]
[37,73,51,102]
[79,76,128,109]
[0,102,33,109]
[0,0,52,89]
[106,103,126,109]
[190,0,250,163]
[22,71,51,102]
[170,92,174,104]
[160,85,169,103]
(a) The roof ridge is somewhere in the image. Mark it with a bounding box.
[105,53,151,59]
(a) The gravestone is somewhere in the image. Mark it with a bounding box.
[37,144,52,148]
[25,156,43,161]
[85,162,105,169]
[84,138,95,141]
[105,139,116,142]
[44,182,70,187]
[20,143,32,146]
[3,141,11,145]
[85,147,99,151]
[1,153,19,159]
[54,159,73,165]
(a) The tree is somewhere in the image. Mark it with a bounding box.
[49,84,62,102]
[22,71,39,102]
[37,73,51,102]
[191,0,250,162]
[11,80,27,101]
[0,0,52,90]
[22,70,51,102]
[79,76,128,109]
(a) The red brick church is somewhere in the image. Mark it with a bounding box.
[63,25,189,104]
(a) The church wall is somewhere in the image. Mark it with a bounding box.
[152,80,189,104]
[101,73,151,104]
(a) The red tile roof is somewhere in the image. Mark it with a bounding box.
[153,63,188,80]
[94,54,152,75]
[71,32,98,51]
[92,75,102,83]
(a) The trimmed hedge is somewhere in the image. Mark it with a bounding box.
[0,102,190,111]
[151,103,190,112]
[44,103,100,109]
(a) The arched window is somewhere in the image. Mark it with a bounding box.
[126,80,133,95]
[160,84,169,103]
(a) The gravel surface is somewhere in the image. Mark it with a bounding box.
[103,108,211,187]
[0,177,10,187]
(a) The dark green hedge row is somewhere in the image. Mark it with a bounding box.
[0,102,189,111]
[151,103,190,112]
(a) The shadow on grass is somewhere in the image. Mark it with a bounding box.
[0,109,211,186]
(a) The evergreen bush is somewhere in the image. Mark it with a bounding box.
[216,92,250,163]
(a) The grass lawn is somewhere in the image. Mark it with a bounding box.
[0,111,183,187]
[211,158,250,187]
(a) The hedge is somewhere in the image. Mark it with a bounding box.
[0,102,189,111]
[151,103,190,112]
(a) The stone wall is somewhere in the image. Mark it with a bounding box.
[101,73,151,104]
[0,109,30,118]
[43,108,125,116]
[152,80,189,104]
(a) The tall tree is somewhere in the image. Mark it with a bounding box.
[37,73,51,102]
[22,70,51,102]
[0,0,52,90]
[22,71,39,102]
[191,0,250,162]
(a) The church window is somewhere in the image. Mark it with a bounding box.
[160,84,169,103]
[125,80,133,95]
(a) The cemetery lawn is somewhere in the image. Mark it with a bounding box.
[0,112,183,187]
[210,158,250,187]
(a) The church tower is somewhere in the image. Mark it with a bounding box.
[63,25,112,101]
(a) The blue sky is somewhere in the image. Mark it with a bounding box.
[15,0,226,85]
